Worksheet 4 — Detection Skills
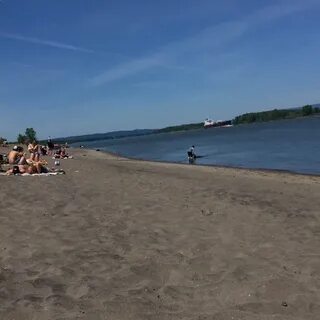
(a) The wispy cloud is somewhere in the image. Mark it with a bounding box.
[89,55,163,86]
[0,32,93,53]
[89,0,318,86]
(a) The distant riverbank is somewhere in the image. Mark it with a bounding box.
[49,103,320,146]
[233,104,320,125]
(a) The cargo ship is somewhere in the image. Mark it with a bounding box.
[204,118,233,128]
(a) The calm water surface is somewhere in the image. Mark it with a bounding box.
[78,117,320,175]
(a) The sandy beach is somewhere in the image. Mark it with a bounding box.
[0,147,320,320]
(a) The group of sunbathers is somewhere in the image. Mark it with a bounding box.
[0,138,73,175]
[5,143,49,175]
[53,147,72,159]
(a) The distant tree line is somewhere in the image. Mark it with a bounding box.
[53,129,155,145]
[156,122,203,133]
[233,105,320,125]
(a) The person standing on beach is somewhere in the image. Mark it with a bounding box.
[47,136,54,156]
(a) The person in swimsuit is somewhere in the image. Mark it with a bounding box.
[28,140,40,162]
[6,161,48,175]
[7,146,29,173]
[8,146,27,165]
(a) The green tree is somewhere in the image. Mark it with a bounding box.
[302,105,313,116]
[17,134,27,144]
[25,128,37,142]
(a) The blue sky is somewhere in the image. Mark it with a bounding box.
[1,0,320,140]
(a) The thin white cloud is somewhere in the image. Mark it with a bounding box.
[88,55,163,86]
[0,32,93,53]
[89,0,318,86]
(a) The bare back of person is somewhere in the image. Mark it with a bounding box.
[8,150,27,165]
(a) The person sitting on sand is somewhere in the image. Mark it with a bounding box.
[53,148,61,158]
[8,146,33,173]
[28,140,40,162]
[40,145,47,156]
[53,147,71,159]
[60,147,70,158]
[8,146,28,165]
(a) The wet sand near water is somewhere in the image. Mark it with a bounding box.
[0,147,320,319]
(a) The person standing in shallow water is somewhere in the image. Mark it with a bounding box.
[187,145,196,164]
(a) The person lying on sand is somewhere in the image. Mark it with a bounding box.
[6,161,48,175]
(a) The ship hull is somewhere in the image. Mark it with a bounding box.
[204,120,232,128]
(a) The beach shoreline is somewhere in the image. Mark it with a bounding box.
[81,146,320,178]
[0,147,320,319]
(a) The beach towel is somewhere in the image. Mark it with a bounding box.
[52,156,73,160]
[0,170,65,176]
[21,171,65,176]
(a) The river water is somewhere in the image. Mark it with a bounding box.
[78,117,320,175]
